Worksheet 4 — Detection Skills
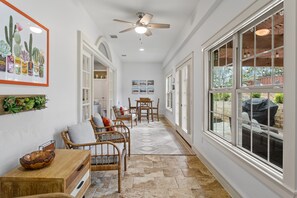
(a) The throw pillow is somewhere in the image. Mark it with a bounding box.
[102,117,114,131]
[120,107,124,115]
[68,122,96,144]
[93,113,106,132]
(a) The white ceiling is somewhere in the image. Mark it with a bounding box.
[80,0,199,63]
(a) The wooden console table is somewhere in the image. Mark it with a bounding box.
[0,149,91,198]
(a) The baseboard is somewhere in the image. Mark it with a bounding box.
[163,116,175,128]
[192,146,242,198]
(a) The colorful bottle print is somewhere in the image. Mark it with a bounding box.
[39,54,44,78]
[7,55,14,73]
[28,61,33,76]
[14,57,21,75]
[22,61,28,74]
[39,65,44,78]
[33,64,39,77]
[0,55,6,72]
[21,50,29,75]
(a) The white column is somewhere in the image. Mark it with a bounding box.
[283,0,297,191]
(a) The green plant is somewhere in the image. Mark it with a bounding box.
[213,93,231,101]
[32,47,40,63]
[3,96,22,113]
[24,33,33,61]
[39,54,44,65]
[34,96,47,109]
[251,93,261,98]
[2,95,47,114]
[4,15,16,54]
[274,93,284,104]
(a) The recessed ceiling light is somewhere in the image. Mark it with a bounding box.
[30,26,42,34]
[255,28,270,36]
[110,35,118,38]
[135,26,147,34]
[139,48,144,52]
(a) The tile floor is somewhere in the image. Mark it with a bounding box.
[85,119,230,198]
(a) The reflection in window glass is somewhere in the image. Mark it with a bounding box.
[210,93,232,141]
[242,58,254,86]
[212,41,233,89]
[242,28,255,58]
[274,10,284,49]
[255,52,272,86]
[256,17,272,54]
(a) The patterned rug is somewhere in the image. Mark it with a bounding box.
[128,118,194,155]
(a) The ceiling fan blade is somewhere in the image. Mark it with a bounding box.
[113,19,134,24]
[140,13,153,25]
[148,23,170,29]
[145,29,152,36]
[119,27,135,33]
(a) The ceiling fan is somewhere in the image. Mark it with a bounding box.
[113,12,170,36]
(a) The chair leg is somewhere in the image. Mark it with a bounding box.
[131,118,133,128]
[118,165,121,193]
[147,109,149,123]
[157,109,159,121]
[124,154,127,171]
[128,140,131,157]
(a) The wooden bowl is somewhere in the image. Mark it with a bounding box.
[20,150,55,170]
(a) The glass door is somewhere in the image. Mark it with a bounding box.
[175,58,192,144]
[80,50,93,122]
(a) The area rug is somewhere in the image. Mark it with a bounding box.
[129,118,194,155]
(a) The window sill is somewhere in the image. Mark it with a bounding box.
[202,130,293,196]
[166,107,173,112]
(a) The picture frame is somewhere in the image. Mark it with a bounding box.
[0,1,49,86]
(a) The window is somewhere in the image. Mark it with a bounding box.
[166,74,173,110]
[209,40,233,142]
[207,4,284,170]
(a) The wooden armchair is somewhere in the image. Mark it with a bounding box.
[112,106,138,128]
[90,116,131,156]
[61,123,127,193]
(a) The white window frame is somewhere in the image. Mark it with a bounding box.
[166,74,173,111]
[203,0,286,184]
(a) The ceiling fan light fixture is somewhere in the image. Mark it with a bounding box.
[255,28,270,36]
[135,26,147,34]
[139,48,144,52]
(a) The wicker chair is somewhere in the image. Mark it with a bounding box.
[61,130,127,193]
[112,106,138,128]
[90,116,131,156]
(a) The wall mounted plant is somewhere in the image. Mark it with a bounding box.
[1,95,47,115]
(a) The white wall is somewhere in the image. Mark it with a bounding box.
[162,0,293,197]
[0,0,121,175]
[121,62,164,115]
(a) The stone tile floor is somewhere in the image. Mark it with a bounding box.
[85,155,230,198]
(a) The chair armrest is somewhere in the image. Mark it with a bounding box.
[94,131,127,145]
[67,140,123,156]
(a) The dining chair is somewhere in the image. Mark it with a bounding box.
[128,97,137,114]
[139,98,151,123]
[151,98,160,121]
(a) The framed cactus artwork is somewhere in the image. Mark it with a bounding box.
[0,0,49,86]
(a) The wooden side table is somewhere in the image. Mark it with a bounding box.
[0,149,91,198]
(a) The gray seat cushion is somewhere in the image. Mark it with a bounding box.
[89,143,126,165]
[68,122,96,144]
[99,133,129,142]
